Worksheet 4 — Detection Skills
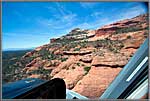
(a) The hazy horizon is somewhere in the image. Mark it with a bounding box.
[2,47,35,51]
[2,2,148,50]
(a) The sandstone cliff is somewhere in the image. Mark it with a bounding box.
[7,14,148,99]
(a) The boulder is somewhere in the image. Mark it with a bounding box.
[80,54,93,63]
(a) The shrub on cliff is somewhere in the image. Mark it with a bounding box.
[84,66,91,75]
[127,35,132,39]
[74,48,80,51]
[31,67,52,75]
[60,57,68,62]
[114,26,144,34]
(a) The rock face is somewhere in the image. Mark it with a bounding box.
[26,60,46,73]
[7,14,148,99]
[53,67,85,89]
[73,66,122,98]
[95,26,117,37]
[80,54,93,63]
[22,51,35,58]
[51,56,79,76]
[35,46,44,51]
[124,38,145,49]
[110,30,145,41]
[43,60,61,70]
[95,14,148,37]
[91,52,128,67]
[120,48,137,57]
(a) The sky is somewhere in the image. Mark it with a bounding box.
[2,2,148,50]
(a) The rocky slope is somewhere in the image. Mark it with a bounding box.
[5,14,148,99]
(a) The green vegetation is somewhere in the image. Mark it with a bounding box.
[62,38,124,53]
[38,48,60,60]
[74,48,80,51]
[2,49,32,83]
[84,66,91,75]
[2,48,58,83]
[96,49,104,56]
[88,39,124,53]
[47,43,62,49]
[20,56,35,67]
[3,17,148,84]
[80,40,88,48]
[60,57,68,62]
[63,42,78,51]
[68,31,87,36]
[28,66,52,80]
[30,67,52,75]
[114,26,148,34]
[54,37,86,45]
[52,31,88,47]
[127,35,132,39]
[77,63,80,66]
